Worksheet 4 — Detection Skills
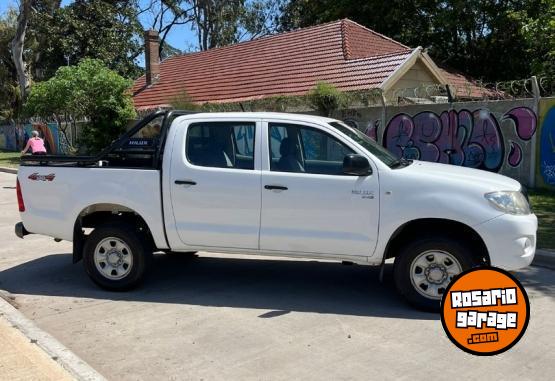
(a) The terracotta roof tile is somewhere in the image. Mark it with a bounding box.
[439,67,488,99]
[132,19,413,109]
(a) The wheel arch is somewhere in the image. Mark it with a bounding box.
[383,218,490,266]
[73,203,156,263]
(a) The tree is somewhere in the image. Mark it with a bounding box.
[0,8,19,121]
[25,59,136,153]
[277,0,552,82]
[191,0,280,50]
[135,0,193,59]
[11,0,33,102]
[519,0,555,78]
[31,0,145,79]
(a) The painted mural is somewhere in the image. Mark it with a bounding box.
[539,99,555,187]
[337,100,538,185]
[0,124,18,150]
[23,123,60,154]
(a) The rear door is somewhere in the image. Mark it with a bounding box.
[260,120,379,257]
[168,118,261,250]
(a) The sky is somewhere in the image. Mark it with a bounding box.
[0,0,199,66]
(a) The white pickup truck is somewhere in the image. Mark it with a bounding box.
[15,111,537,310]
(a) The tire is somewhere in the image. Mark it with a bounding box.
[393,236,474,312]
[83,223,151,291]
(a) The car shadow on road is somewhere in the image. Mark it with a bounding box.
[9,252,549,321]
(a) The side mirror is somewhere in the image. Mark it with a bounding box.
[343,154,372,176]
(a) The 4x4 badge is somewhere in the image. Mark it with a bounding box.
[28,173,56,182]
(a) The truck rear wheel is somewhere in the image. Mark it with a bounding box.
[83,223,151,291]
[394,237,474,311]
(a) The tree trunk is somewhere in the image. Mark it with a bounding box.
[12,0,32,102]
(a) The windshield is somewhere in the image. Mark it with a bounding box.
[328,121,401,167]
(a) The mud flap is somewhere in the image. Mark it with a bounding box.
[72,220,85,264]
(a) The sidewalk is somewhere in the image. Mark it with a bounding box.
[0,313,74,381]
[0,293,106,381]
[0,166,17,174]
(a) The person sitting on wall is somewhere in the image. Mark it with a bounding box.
[21,130,47,155]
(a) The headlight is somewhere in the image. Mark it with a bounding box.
[484,191,531,215]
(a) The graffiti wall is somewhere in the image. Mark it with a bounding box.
[0,124,19,150]
[537,98,555,188]
[336,99,538,186]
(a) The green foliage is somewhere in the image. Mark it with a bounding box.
[25,59,136,153]
[192,0,280,50]
[529,189,555,250]
[173,87,382,113]
[308,82,349,116]
[30,0,144,80]
[0,8,19,120]
[518,0,555,77]
[170,90,201,111]
[278,0,554,81]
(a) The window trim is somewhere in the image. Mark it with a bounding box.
[185,121,257,171]
[267,122,357,176]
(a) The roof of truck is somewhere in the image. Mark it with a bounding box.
[174,112,337,124]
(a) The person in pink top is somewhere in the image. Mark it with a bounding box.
[21,130,47,155]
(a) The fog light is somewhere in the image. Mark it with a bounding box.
[516,237,534,257]
[524,238,532,250]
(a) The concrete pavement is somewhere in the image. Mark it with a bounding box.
[1,171,554,380]
[0,311,73,381]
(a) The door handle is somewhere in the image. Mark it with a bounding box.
[175,180,197,185]
[264,185,288,190]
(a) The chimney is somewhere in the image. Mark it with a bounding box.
[144,29,160,86]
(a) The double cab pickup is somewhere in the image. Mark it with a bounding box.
[15,111,537,310]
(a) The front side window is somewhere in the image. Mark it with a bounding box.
[268,123,354,175]
[187,122,255,170]
[329,121,399,167]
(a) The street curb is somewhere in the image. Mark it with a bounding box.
[0,166,17,174]
[0,292,107,381]
[533,249,555,270]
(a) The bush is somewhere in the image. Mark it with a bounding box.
[308,82,348,117]
[25,59,136,153]
[170,90,201,111]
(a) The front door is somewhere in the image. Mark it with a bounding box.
[260,121,379,257]
[169,119,261,249]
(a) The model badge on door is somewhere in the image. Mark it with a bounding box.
[352,190,374,199]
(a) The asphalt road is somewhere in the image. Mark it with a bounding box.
[0,171,554,380]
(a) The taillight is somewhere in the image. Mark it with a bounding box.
[16,179,25,212]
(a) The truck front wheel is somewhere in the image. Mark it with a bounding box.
[394,237,474,311]
[83,224,151,290]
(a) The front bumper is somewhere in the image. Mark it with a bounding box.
[15,222,30,239]
[475,213,537,271]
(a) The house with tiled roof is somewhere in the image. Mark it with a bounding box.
[133,19,480,110]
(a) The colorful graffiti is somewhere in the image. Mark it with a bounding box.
[381,107,537,172]
[539,103,555,186]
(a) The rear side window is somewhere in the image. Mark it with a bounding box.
[186,122,255,170]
